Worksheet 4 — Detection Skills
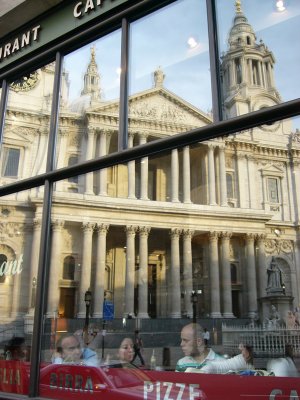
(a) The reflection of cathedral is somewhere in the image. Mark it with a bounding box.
[0,3,300,327]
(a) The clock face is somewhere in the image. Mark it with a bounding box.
[10,72,39,92]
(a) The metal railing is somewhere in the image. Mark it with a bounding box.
[222,323,300,357]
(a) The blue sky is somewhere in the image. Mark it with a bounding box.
[64,0,300,126]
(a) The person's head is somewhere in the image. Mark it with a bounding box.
[285,344,294,359]
[118,338,134,363]
[180,323,204,358]
[239,343,253,365]
[57,334,82,362]
[5,337,28,361]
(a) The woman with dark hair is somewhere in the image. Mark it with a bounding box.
[267,344,299,377]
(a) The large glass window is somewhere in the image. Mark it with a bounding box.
[129,0,212,150]
[0,1,300,398]
[0,64,55,186]
[0,188,43,396]
[216,0,300,119]
[55,30,122,171]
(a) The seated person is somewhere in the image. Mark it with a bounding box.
[186,343,254,374]
[267,344,299,377]
[117,337,135,365]
[52,333,98,366]
[176,323,223,372]
[4,337,30,361]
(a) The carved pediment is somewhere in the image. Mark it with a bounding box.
[260,163,284,177]
[5,126,38,144]
[88,88,212,128]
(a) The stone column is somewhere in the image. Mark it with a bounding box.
[171,149,179,203]
[219,145,228,206]
[137,226,151,318]
[139,134,149,200]
[182,229,194,317]
[124,226,138,316]
[85,128,95,195]
[93,224,109,317]
[245,234,258,318]
[47,220,65,317]
[128,132,136,199]
[247,155,257,209]
[208,144,217,205]
[256,234,267,299]
[56,129,68,169]
[28,218,42,310]
[249,59,253,85]
[220,232,234,317]
[98,130,109,196]
[78,222,95,317]
[209,232,222,318]
[170,229,181,318]
[237,152,248,208]
[183,146,191,204]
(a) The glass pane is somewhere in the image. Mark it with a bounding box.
[0,187,43,396]
[0,63,55,185]
[129,0,212,148]
[216,0,300,119]
[40,113,299,397]
[56,29,121,170]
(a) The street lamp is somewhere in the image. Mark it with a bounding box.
[84,289,92,344]
[191,291,198,324]
[30,277,37,308]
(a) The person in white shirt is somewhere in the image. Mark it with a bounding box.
[176,323,223,372]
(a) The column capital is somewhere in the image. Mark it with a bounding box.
[96,223,109,234]
[82,221,95,232]
[125,225,138,236]
[139,132,148,144]
[182,229,194,239]
[255,233,267,242]
[138,226,151,237]
[208,231,220,241]
[86,127,96,136]
[220,231,232,240]
[51,219,65,231]
[170,228,182,238]
[33,218,42,230]
[245,233,256,242]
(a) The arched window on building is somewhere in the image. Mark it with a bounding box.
[63,255,75,280]
[0,254,7,283]
[246,36,251,45]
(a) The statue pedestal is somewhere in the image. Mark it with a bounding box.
[259,295,293,325]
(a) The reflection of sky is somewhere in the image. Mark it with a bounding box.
[64,0,300,126]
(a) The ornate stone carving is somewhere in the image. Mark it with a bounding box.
[264,239,294,256]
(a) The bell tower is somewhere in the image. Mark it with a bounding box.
[81,46,101,101]
[221,0,281,119]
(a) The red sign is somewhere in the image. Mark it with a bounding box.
[0,361,299,399]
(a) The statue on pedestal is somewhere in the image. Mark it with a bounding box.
[266,257,284,295]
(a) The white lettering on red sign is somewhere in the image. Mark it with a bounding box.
[269,389,299,400]
[144,381,202,400]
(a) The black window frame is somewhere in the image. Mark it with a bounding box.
[0,0,299,398]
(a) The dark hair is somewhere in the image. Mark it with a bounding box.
[285,344,294,360]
